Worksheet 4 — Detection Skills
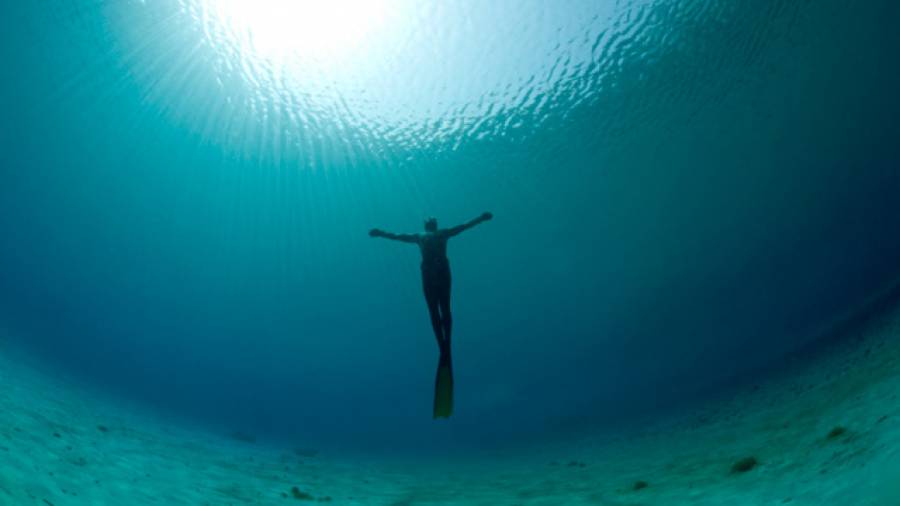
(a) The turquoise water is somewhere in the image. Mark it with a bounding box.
[2,0,900,503]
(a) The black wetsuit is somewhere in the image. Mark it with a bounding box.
[418,232,452,350]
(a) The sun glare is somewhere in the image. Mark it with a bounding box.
[206,0,393,63]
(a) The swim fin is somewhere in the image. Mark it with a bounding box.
[432,345,454,419]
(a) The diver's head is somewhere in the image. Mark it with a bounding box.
[424,217,438,232]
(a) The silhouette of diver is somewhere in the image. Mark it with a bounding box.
[369,212,493,418]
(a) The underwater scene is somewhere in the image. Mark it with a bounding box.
[2,0,900,504]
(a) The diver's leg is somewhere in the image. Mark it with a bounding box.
[438,277,452,348]
[423,280,444,347]
[432,275,454,419]
[433,272,453,418]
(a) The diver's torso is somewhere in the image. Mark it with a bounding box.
[419,232,450,275]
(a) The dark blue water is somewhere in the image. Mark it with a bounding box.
[1,0,899,455]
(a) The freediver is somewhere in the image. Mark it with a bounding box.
[369,212,493,418]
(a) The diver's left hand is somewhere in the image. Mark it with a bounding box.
[481,212,493,221]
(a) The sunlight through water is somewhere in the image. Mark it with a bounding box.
[201,0,396,65]
[171,0,627,159]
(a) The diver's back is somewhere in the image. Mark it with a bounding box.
[419,232,449,272]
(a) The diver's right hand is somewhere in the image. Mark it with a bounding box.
[481,212,493,221]
[369,228,383,237]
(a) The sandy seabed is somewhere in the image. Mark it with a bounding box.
[2,297,900,505]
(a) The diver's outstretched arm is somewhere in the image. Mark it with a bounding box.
[444,212,493,237]
[369,228,419,243]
